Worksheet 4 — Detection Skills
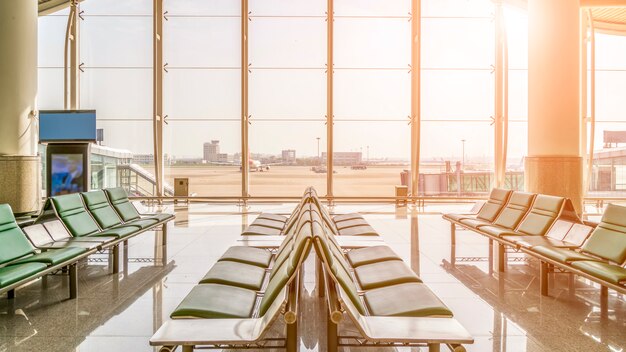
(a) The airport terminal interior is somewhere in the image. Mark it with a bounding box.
[1,0,626,351]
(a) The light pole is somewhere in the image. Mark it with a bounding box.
[316,137,321,165]
[461,139,466,170]
[367,145,370,162]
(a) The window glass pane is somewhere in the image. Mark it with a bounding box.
[249,0,325,16]
[249,18,326,68]
[165,70,240,120]
[38,68,65,110]
[250,70,326,119]
[165,0,240,16]
[80,16,152,67]
[335,0,410,17]
[596,33,626,70]
[81,69,153,119]
[335,70,410,120]
[249,121,326,196]
[422,70,493,121]
[596,71,626,122]
[422,18,493,69]
[81,0,151,15]
[335,18,410,68]
[38,15,67,67]
[504,6,528,70]
[164,121,241,196]
[508,70,528,121]
[422,0,493,18]
[164,17,240,68]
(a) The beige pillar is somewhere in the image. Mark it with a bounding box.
[0,0,41,213]
[525,0,583,213]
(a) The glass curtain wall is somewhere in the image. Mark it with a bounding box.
[163,0,242,197]
[419,0,496,196]
[79,0,155,195]
[247,0,327,197]
[588,33,626,195]
[332,0,411,197]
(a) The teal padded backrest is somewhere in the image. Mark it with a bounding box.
[51,194,101,237]
[476,188,511,221]
[81,190,123,229]
[582,204,626,264]
[516,194,565,236]
[492,192,535,230]
[0,204,36,264]
[105,187,141,222]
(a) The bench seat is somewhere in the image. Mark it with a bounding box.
[242,225,282,236]
[364,283,453,317]
[458,218,491,229]
[532,246,600,263]
[355,261,421,290]
[199,261,267,291]
[502,235,579,249]
[12,247,87,266]
[250,218,284,230]
[346,245,401,267]
[443,213,476,222]
[123,218,159,229]
[338,225,378,237]
[170,284,257,319]
[0,263,48,287]
[480,225,518,238]
[93,225,141,239]
[218,246,273,268]
[336,218,370,230]
[333,213,364,223]
[145,213,175,222]
[570,261,626,285]
[257,213,288,223]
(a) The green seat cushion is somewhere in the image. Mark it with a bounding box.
[13,247,87,266]
[532,246,599,263]
[355,260,421,290]
[250,218,284,231]
[516,195,564,236]
[502,235,579,249]
[346,246,401,267]
[336,218,370,231]
[480,225,519,238]
[338,225,379,237]
[0,263,48,287]
[94,225,140,239]
[145,213,174,222]
[333,213,364,223]
[0,205,37,264]
[571,261,626,285]
[258,260,291,317]
[474,188,511,222]
[444,213,475,223]
[580,225,626,264]
[170,284,257,319]
[242,225,282,236]
[219,246,273,268]
[257,213,288,223]
[51,194,101,237]
[81,190,123,229]
[459,218,491,229]
[124,218,159,229]
[105,188,142,222]
[364,283,453,317]
[199,261,267,291]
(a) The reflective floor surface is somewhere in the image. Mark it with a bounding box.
[1,202,625,352]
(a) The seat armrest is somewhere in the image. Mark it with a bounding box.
[583,220,599,228]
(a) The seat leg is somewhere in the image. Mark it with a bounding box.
[286,318,298,352]
[327,314,338,352]
[112,244,120,274]
[162,223,168,246]
[7,289,15,299]
[69,264,78,299]
[182,346,194,352]
[600,286,609,318]
[488,239,494,275]
[540,261,549,296]
[497,243,506,273]
[450,223,456,266]
[428,343,441,352]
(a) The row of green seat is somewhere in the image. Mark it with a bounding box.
[306,190,472,352]
[1,187,174,301]
[151,194,316,351]
[444,188,626,309]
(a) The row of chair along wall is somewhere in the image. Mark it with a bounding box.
[0,187,173,301]
[150,187,473,352]
[444,188,626,314]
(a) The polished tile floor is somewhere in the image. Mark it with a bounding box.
[1,202,625,352]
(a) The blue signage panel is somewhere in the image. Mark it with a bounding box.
[39,110,97,142]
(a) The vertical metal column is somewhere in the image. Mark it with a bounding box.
[241,0,250,199]
[326,0,334,199]
[493,0,505,188]
[580,12,589,193]
[64,0,80,110]
[153,0,165,198]
[587,10,596,197]
[410,0,421,200]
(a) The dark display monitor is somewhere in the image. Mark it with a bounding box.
[46,144,90,197]
[39,110,97,143]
